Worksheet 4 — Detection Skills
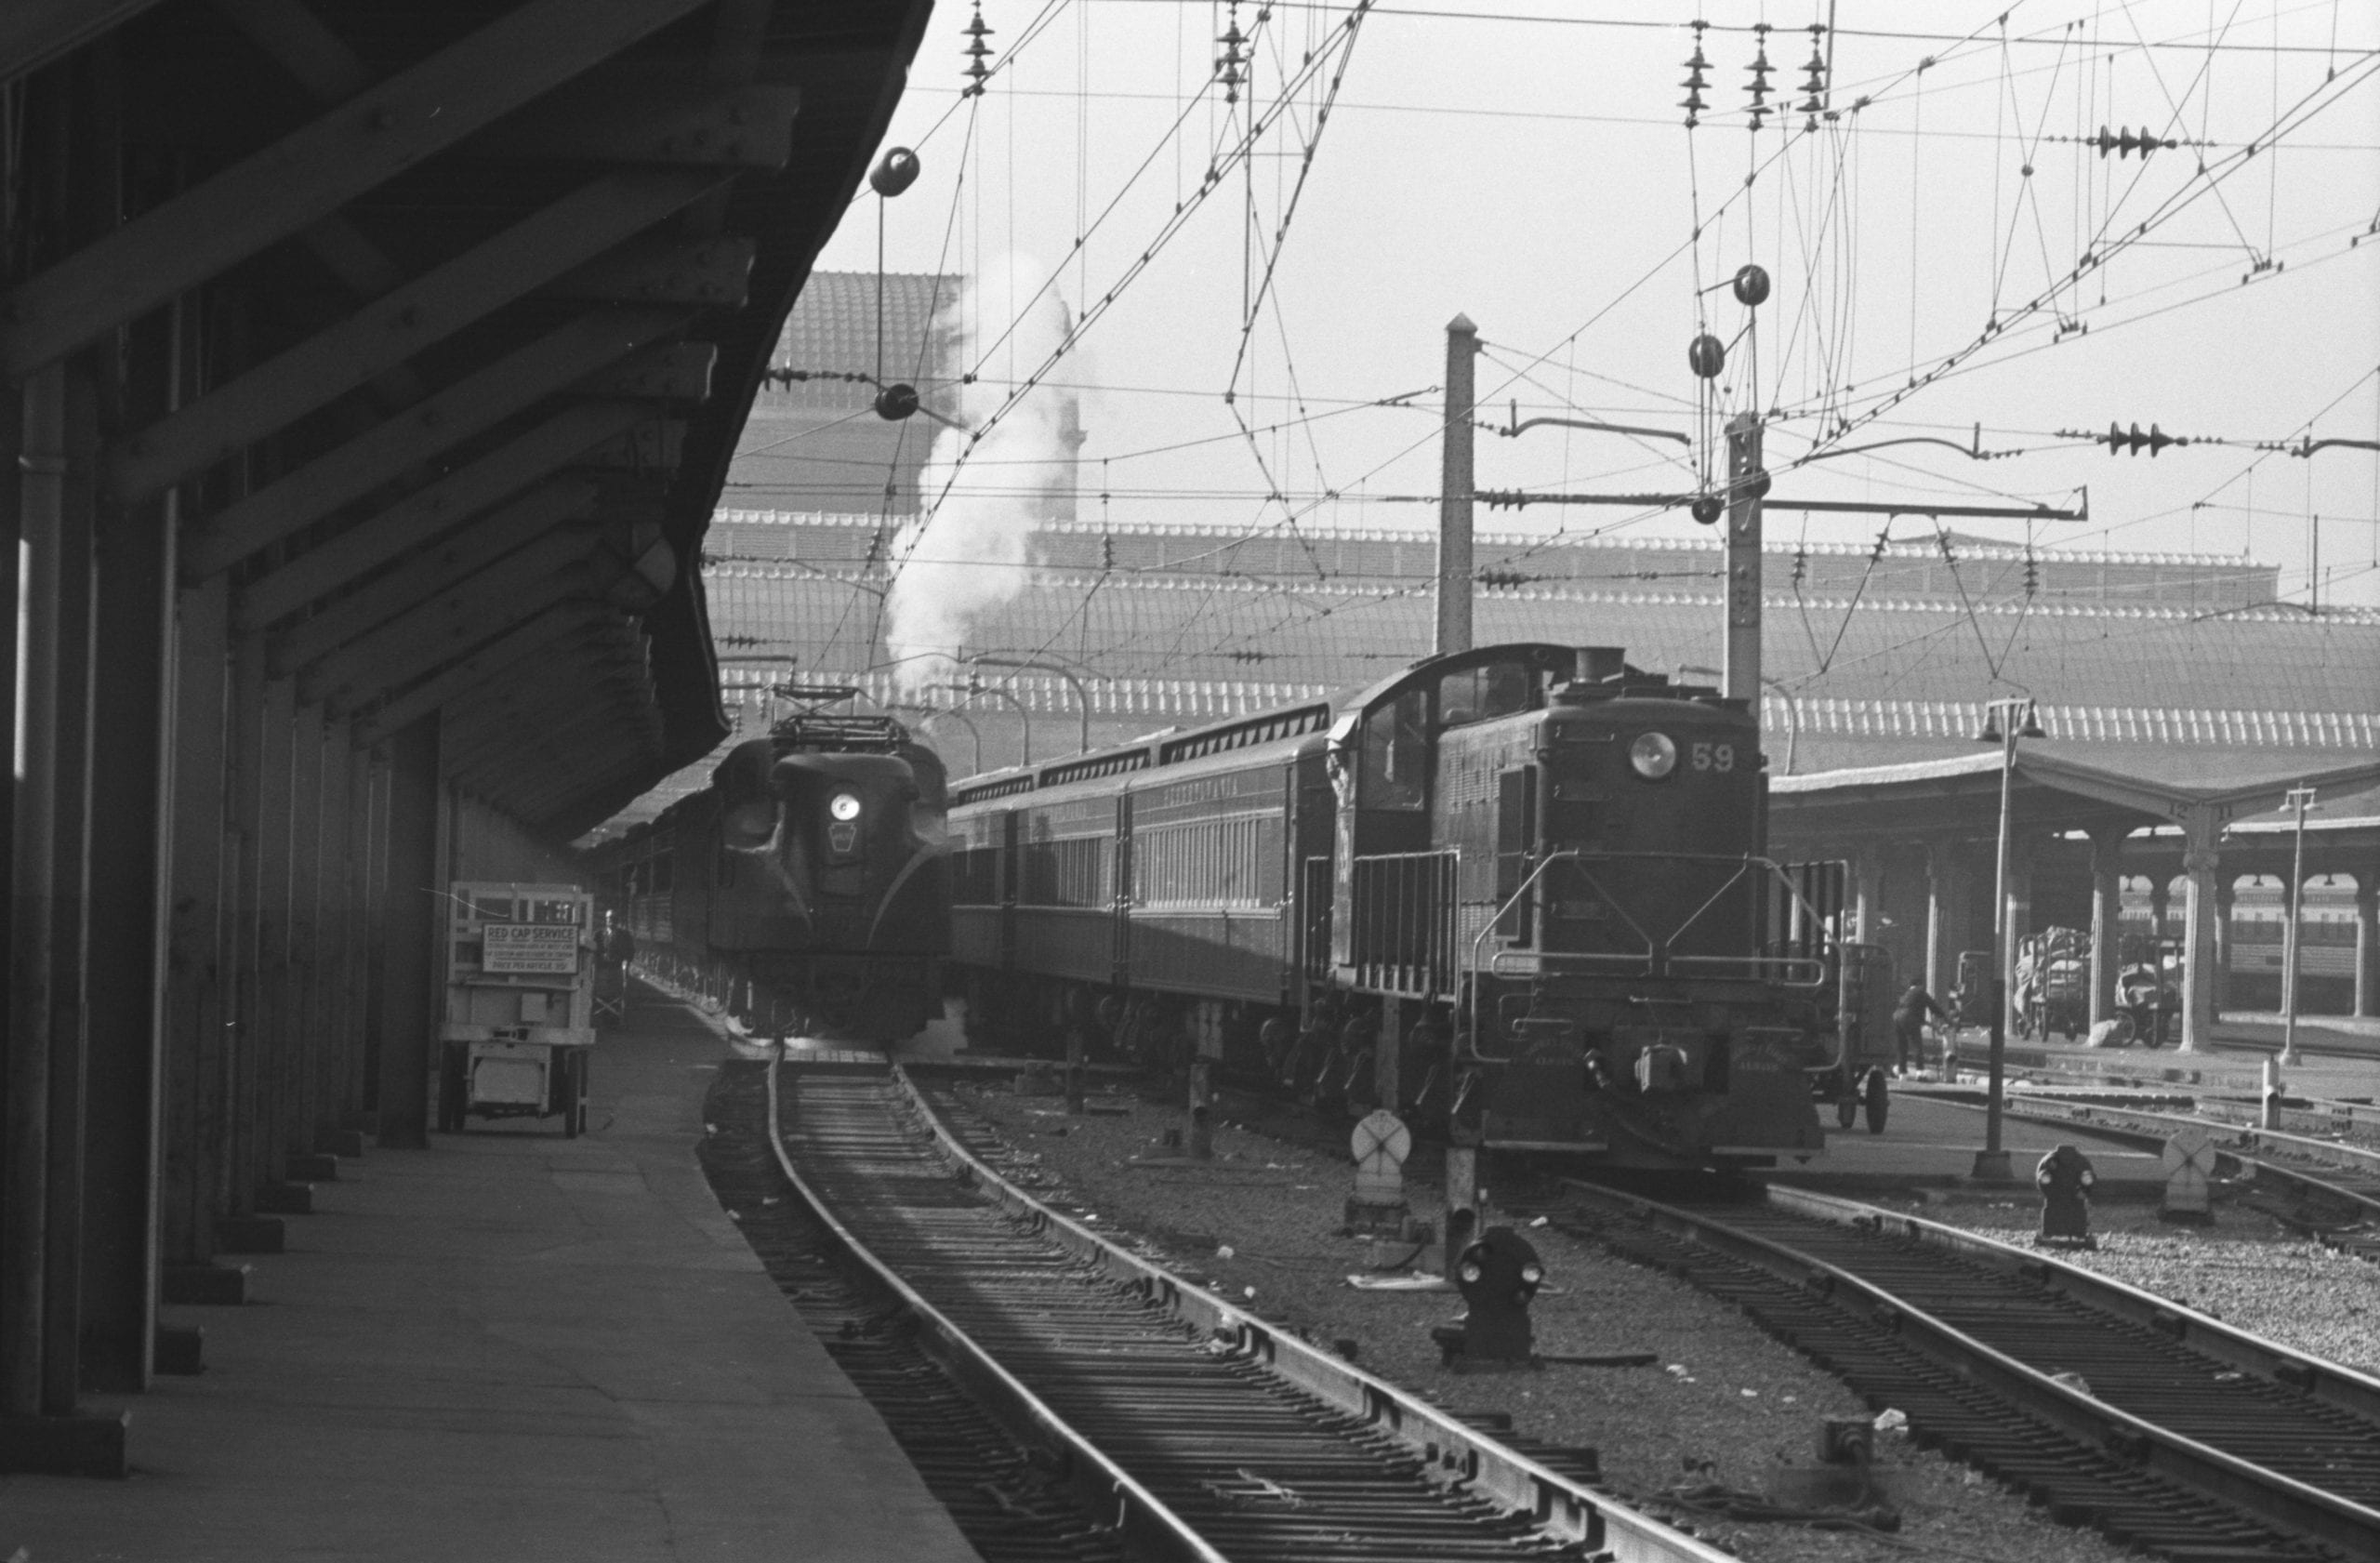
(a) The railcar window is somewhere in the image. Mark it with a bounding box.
[1359,689,1429,810]
[1132,815,1277,907]
[1022,836,1110,907]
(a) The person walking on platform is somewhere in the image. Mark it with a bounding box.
[1892,981,1949,1075]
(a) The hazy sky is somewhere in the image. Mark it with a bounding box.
[814,0,2380,609]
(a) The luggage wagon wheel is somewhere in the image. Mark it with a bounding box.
[1836,1092,1858,1130]
[1863,1067,1890,1134]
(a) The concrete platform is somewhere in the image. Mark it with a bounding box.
[1774,1093,2169,1198]
[1944,1022,2378,1099]
[0,988,981,1563]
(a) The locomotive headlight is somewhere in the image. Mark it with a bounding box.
[1458,1261,1483,1285]
[1519,1262,1543,1286]
[1628,732,1679,779]
[828,791,863,822]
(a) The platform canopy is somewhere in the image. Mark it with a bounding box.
[1768,747,2380,1052]
[2,0,931,834]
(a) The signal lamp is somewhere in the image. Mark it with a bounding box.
[1629,732,1679,780]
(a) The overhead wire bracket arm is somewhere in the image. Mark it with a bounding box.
[1493,401,1691,445]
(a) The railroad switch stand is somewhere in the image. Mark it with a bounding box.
[2035,1143,2097,1249]
[1432,1226,1544,1372]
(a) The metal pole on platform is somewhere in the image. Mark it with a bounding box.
[1974,695,2042,1181]
[2280,787,2315,1067]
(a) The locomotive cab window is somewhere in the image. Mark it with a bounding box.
[1358,688,1430,811]
[1436,659,1538,730]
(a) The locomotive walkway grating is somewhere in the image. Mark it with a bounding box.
[1532,1185,2380,1563]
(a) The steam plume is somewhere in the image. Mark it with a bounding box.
[881,255,1076,693]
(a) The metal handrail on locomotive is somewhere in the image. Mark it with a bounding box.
[587,708,951,1042]
[946,642,1849,1171]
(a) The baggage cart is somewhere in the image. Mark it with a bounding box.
[438,882,596,1135]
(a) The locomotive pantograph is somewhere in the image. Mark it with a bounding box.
[947,642,1854,1171]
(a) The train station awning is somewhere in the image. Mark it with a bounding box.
[3,0,931,835]
[1769,748,2380,842]
[1767,748,2380,1052]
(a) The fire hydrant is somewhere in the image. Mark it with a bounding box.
[2035,1143,2096,1250]
[1432,1226,1544,1371]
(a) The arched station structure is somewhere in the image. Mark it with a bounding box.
[2,0,930,1472]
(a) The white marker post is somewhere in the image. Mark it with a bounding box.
[1347,1108,1411,1237]
[2161,1126,2215,1225]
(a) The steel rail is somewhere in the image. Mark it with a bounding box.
[1977,1091,2380,1192]
[820,1060,1748,1563]
[1556,1179,2380,1562]
[1763,1184,2380,1424]
[762,1052,1231,1563]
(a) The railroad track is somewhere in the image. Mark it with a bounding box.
[1969,1093,2380,1262]
[751,1053,1748,1563]
[1531,1180,2380,1562]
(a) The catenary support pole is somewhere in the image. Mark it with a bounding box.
[1722,413,1765,705]
[1435,315,1475,656]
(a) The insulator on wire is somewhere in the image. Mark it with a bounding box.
[2093,125,2177,159]
[1218,6,1248,105]
[1800,29,1829,127]
[1681,21,1710,129]
[2095,421,2186,457]
[961,3,993,98]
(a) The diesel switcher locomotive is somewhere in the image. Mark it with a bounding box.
[592,710,951,1043]
[947,643,1845,1170]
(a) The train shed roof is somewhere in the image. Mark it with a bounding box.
[6,0,931,837]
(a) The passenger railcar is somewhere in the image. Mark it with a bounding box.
[592,712,950,1042]
[947,643,1847,1170]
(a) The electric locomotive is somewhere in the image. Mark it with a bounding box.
[594,709,950,1042]
[947,642,1844,1170]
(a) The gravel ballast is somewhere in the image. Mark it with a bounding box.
[939,1079,2148,1563]
[1895,1193,2380,1375]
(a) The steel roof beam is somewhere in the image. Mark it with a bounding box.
[2,2,168,84]
[232,408,632,627]
[239,472,596,637]
[461,718,654,803]
[110,171,724,506]
[446,689,653,782]
[0,0,715,380]
[472,68,800,168]
[504,745,660,825]
[268,518,606,678]
[440,656,652,757]
[298,543,614,709]
[351,606,621,748]
[548,234,756,308]
[187,306,690,577]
